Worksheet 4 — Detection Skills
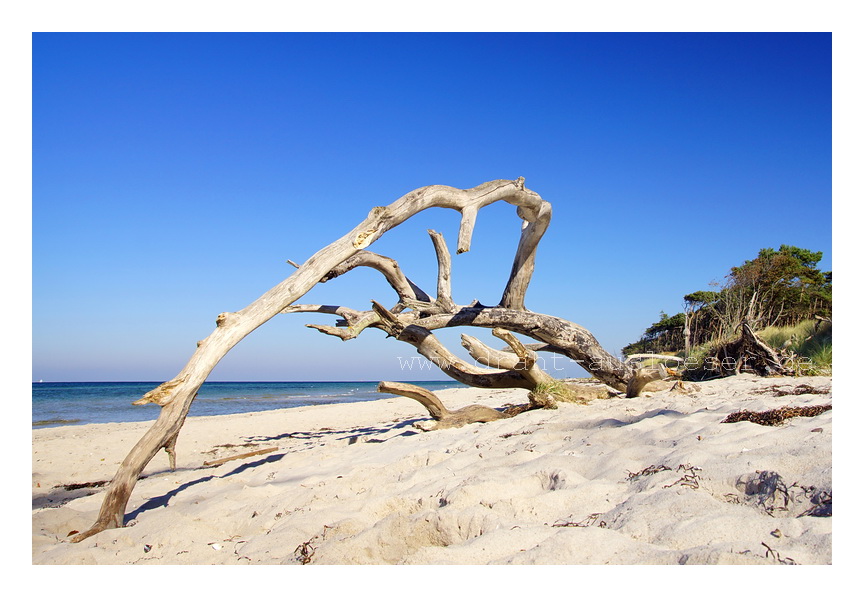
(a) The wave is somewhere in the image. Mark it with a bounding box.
[33,418,83,427]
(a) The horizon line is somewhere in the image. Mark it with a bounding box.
[32,379,463,384]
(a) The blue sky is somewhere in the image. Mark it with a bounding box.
[32,32,832,382]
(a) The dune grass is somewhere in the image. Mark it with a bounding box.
[758,320,832,375]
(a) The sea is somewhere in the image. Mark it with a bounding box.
[32,380,465,428]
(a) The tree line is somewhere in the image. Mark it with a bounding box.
[623,245,832,356]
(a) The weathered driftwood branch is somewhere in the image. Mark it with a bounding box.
[377,381,509,431]
[500,342,572,357]
[460,331,556,386]
[282,304,382,341]
[625,365,680,398]
[428,229,457,312]
[700,321,795,378]
[369,301,537,389]
[73,178,557,543]
[493,328,532,364]
[163,433,179,471]
[500,190,552,310]
[739,322,793,375]
[319,250,431,305]
[461,334,522,369]
[409,308,632,391]
[290,305,622,408]
[287,302,631,393]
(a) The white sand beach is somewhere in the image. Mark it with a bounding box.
[32,374,832,565]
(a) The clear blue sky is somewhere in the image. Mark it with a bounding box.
[32,32,832,382]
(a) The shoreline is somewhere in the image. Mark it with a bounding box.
[33,375,832,565]
[31,379,467,429]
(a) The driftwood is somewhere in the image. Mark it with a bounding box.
[377,381,509,431]
[625,366,681,398]
[703,321,794,377]
[73,178,642,543]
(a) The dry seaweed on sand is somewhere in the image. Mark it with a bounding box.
[626,464,701,489]
[293,525,332,564]
[293,538,316,564]
[553,512,607,528]
[626,464,672,480]
[662,464,702,489]
[762,542,798,565]
[799,489,832,517]
[721,404,831,426]
[56,479,110,491]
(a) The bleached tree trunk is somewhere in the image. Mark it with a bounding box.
[72,178,634,543]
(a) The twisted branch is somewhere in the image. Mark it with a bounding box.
[73,178,546,543]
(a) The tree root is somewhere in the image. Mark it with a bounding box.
[701,322,795,378]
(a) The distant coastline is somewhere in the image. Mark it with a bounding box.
[32,380,464,428]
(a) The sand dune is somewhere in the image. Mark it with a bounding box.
[32,374,831,565]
